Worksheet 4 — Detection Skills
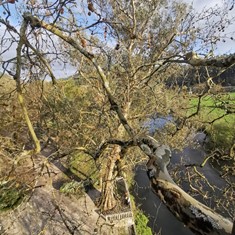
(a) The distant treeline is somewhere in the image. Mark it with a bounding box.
[166,63,235,88]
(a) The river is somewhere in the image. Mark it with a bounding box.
[133,163,194,235]
[132,132,234,235]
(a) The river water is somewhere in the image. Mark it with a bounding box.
[133,164,194,235]
[132,132,233,235]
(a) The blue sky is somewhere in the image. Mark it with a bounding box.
[0,0,234,78]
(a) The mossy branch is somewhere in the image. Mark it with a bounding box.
[15,20,40,154]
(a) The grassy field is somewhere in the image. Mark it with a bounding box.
[188,92,235,150]
[189,92,235,120]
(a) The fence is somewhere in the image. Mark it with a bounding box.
[105,211,133,222]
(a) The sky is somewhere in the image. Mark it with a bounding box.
[0,0,235,78]
[185,0,235,54]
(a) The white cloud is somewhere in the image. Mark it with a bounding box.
[191,0,223,10]
[184,0,235,54]
[52,62,77,78]
[0,26,17,60]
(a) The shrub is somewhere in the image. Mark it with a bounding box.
[0,180,26,211]
[135,210,152,235]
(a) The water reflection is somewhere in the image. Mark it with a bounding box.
[132,133,233,234]
[132,164,193,235]
[143,115,173,135]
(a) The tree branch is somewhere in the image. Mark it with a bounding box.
[93,139,136,160]
[165,52,235,68]
[15,19,40,153]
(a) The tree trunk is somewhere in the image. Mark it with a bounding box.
[17,92,41,153]
[151,179,232,235]
[99,102,131,212]
[99,145,121,211]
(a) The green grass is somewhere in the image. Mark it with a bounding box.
[134,210,153,235]
[189,93,234,119]
[59,180,85,196]
[130,195,153,235]
[188,92,235,150]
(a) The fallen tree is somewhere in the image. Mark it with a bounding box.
[1,1,234,233]
[21,14,234,234]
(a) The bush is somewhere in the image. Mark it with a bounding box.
[135,210,152,235]
[0,181,26,211]
[207,121,235,151]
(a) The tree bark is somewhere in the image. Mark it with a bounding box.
[139,136,233,235]
[166,52,235,68]
[99,145,121,211]
[151,179,232,235]
[99,103,130,212]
